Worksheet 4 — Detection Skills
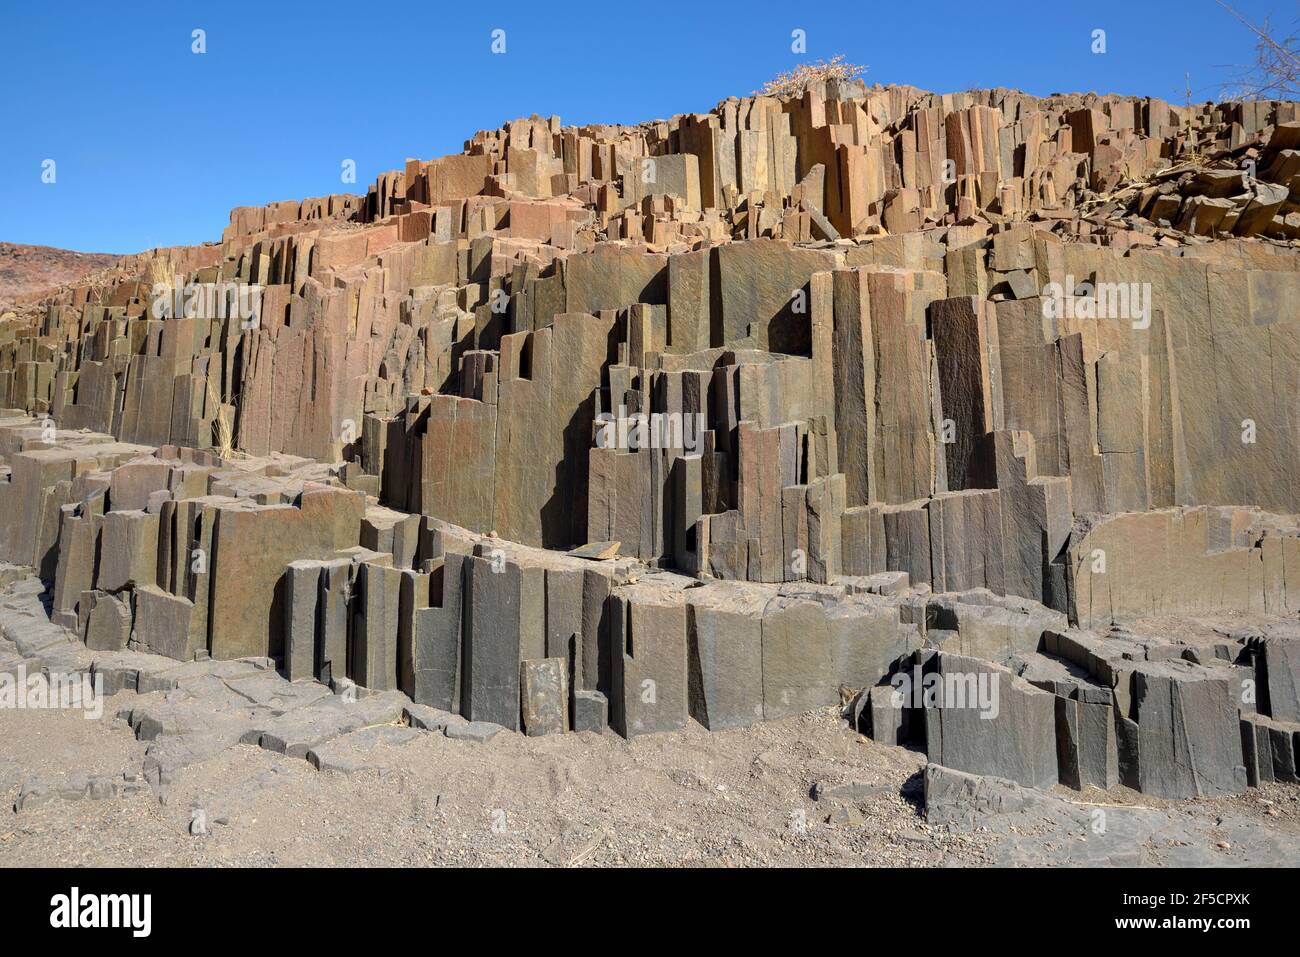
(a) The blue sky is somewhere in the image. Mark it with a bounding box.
[0,0,1290,253]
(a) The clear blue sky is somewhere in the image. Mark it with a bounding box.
[0,0,1289,254]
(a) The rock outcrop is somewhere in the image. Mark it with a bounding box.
[1,78,1297,801]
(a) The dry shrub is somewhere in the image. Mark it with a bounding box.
[756,56,867,98]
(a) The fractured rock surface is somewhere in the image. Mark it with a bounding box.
[0,78,1297,811]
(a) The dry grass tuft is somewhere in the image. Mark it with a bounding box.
[204,377,243,459]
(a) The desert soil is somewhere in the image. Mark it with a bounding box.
[3,688,1297,868]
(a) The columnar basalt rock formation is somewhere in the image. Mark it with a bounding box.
[1,79,1298,801]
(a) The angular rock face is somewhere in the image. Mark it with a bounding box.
[82,590,132,652]
[685,588,765,730]
[611,589,689,738]
[520,657,568,736]
[131,584,195,661]
[922,653,1059,790]
[0,78,1296,805]
[1258,634,1300,724]
[1123,662,1246,798]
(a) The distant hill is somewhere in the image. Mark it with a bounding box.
[0,242,120,312]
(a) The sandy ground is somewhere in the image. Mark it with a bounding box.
[3,688,1297,868]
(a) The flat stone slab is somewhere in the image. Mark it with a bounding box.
[403,703,466,732]
[567,541,621,561]
[2,616,73,658]
[124,682,267,742]
[143,728,251,787]
[136,657,264,695]
[14,771,147,812]
[445,721,506,743]
[0,650,28,677]
[307,725,421,774]
[222,669,332,714]
[92,650,197,695]
[812,780,894,802]
[925,764,1300,866]
[257,692,408,758]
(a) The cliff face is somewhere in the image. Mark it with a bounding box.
[0,80,1296,796]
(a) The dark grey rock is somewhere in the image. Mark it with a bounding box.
[573,689,608,733]
[445,720,505,743]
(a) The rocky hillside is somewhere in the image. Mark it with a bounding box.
[0,79,1296,805]
[0,242,120,313]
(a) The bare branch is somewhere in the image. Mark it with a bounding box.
[1215,1,1300,99]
